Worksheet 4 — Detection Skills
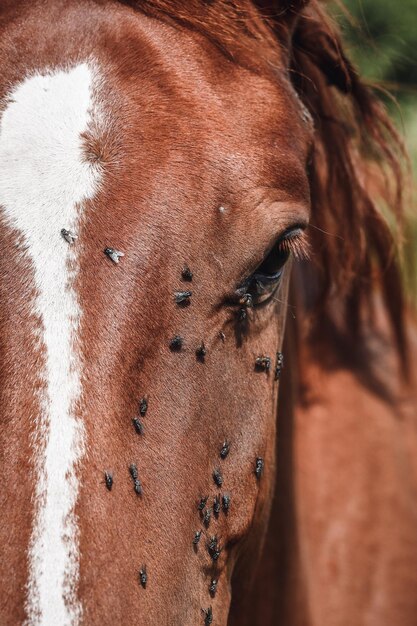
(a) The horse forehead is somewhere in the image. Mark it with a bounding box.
[135,61,305,203]
[0,3,308,220]
[0,7,309,246]
[112,50,303,158]
[93,50,308,226]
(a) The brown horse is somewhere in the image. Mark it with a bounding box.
[1,1,416,625]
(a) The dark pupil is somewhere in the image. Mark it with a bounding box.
[255,243,290,278]
[237,240,292,305]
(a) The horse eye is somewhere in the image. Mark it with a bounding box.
[238,226,305,306]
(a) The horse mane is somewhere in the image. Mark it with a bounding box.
[120,0,408,375]
[287,2,407,375]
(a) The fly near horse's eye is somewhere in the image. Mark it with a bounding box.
[238,225,309,307]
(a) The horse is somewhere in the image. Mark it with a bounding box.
[1,1,416,625]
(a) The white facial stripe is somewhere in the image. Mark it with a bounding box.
[0,64,101,625]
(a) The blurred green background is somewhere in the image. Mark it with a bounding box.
[330,0,417,303]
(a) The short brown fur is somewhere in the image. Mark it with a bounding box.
[1,2,416,626]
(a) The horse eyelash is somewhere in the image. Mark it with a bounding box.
[277,229,310,262]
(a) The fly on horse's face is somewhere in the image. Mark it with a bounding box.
[0,1,312,625]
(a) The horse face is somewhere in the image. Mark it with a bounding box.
[75,26,310,624]
[0,4,311,625]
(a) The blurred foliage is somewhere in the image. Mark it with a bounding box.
[330,0,417,303]
[330,0,417,159]
[332,0,417,94]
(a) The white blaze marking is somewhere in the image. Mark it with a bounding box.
[0,64,101,625]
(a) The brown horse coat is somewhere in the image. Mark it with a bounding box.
[0,1,416,625]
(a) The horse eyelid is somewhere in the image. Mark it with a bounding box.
[233,224,309,300]
[276,226,310,262]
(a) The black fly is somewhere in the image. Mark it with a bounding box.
[238,292,253,308]
[139,397,148,417]
[255,355,271,372]
[169,335,184,351]
[132,418,144,435]
[174,290,192,306]
[129,464,142,495]
[196,342,206,362]
[275,352,284,380]
[222,494,231,513]
[198,496,209,511]
[202,607,213,625]
[237,308,247,323]
[129,464,138,480]
[213,468,223,487]
[209,579,218,598]
[220,440,230,459]
[139,566,147,589]
[104,247,124,264]
[207,535,222,562]
[255,457,264,480]
[181,266,193,282]
[104,471,113,491]
[61,228,77,245]
[193,530,202,545]
[202,507,212,528]
[133,480,142,495]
